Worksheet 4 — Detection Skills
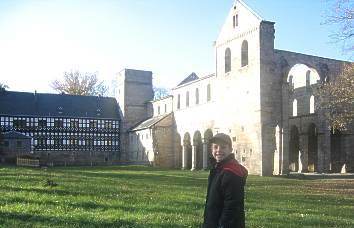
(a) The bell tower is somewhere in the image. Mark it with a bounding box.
[116,69,153,160]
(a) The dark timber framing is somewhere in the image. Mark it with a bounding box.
[0,91,121,164]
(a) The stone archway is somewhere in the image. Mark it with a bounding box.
[183,133,192,169]
[193,131,203,170]
[307,123,318,172]
[284,62,324,85]
[289,126,300,172]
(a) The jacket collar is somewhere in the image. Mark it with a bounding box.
[215,153,235,169]
[215,153,248,178]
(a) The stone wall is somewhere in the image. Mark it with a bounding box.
[117,69,153,160]
[273,49,352,174]
[128,128,152,162]
[152,96,173,117]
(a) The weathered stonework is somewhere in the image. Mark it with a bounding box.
[116,69,154,161]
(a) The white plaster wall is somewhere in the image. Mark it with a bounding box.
[129,129,153,162]
[172,75,217,138]
[152,96,173,117]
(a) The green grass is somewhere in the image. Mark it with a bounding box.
[0,165,353,227]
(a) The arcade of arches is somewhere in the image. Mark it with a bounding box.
[176,124,352,173]
[180,129,214,170]
[289,123,351,173]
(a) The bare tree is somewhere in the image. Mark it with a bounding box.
[315,1,354,130]
[153,86,170,100]
[316,63,354,130]
[324,0,354,53]
[51,71,108,96]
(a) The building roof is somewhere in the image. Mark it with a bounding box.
[173,73,215,90]
[130,113,171,131]
[177,72,199,86]
[0,91,121,119]
[3,131,31,139]
[237,0,263,21]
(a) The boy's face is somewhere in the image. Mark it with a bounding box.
[211,141,232,162]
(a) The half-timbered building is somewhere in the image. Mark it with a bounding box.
[0,91,121,165]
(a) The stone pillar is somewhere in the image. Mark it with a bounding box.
[273,150,279,175]
[323,129,331,173]
[191,145,197,171]
[273,126,281,175]
[281,127,290,175]
[317,130,331,173]
[317,133,324,173]
[202,140,208,170]
[299,134,308,173]
[346,135,354,172]
[182,145,187,170]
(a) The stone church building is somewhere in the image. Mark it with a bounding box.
[119,0,353,175]
[1,0,351,175]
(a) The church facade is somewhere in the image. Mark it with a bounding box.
[120,0,353,175]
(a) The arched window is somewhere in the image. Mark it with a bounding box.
[186,91,190,107]
[310,95,315,114]
[207,84,211,102]
[241,40,248,67]
[225,48,231,73]
[293,99,297,117]
[195,88,199,105]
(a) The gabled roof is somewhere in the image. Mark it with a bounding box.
[177,72,199,86]
[172,73,215,90]
[0,91,121,119]
[3,131,31,139]
[130,113,171,132]
[237,0,263,21]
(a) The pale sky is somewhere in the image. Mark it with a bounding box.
[0,0,348,95]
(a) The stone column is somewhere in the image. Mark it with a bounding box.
[191,145,197,171]
[273,126,281,175]
[317,133,324,173]
[182,145,187,170]
[317,130,331,173]
[299,134,308,173]
[323,130,331,172]
[281,81,290,175]
[344,134,354,172]
[281,127,290,175]
[202,140,208,170]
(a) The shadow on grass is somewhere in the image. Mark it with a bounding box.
[0,211,141,228]
[0,210,198,228]
[284,173,354,180]
[0,191,205,216]
[0,185,95,197]
[64,171,207,187]
[247,208,354,228]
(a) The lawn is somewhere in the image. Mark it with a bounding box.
[0,165,353,228]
